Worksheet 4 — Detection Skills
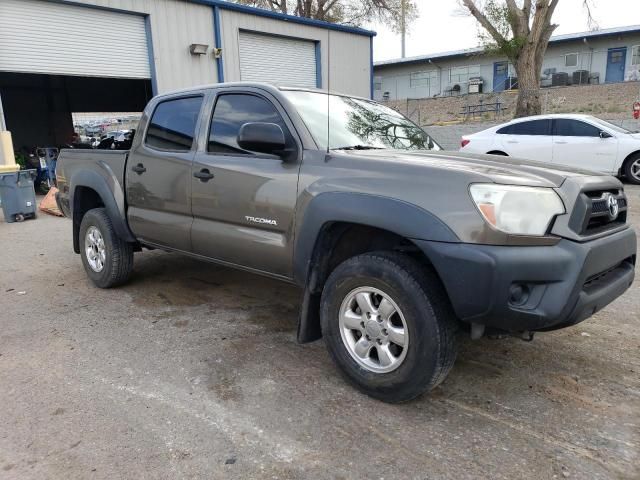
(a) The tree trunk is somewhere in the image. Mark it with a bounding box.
[514,45,542,117]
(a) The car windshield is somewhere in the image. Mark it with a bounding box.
[283,90,441,151]
[587,116,637,134]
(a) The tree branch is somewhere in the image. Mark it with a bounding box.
[461,0,507,46]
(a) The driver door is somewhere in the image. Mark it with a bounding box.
[190,89,301,277]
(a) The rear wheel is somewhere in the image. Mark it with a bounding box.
[623,153,640,185]
[320,251,458,403]
[79,208,133,288]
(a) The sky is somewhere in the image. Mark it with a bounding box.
[368,0,640,62]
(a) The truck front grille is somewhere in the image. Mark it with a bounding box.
[579,189,627,235]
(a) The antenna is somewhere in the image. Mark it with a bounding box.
[326,27,331,155]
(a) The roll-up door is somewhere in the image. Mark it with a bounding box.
[0,0,151,79]
[239,31,317,88]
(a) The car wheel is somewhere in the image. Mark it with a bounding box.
[79,208,134,288]
[623,153,640,185]
[320,251,459,403]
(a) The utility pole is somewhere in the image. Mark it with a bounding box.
[400,0,406,58]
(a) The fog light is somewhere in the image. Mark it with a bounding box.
[509,283,530,306]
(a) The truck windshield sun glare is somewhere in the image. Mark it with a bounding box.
[283,90,441,152]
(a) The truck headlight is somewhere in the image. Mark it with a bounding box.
[469,184,565,236]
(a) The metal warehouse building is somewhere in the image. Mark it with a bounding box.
[0,0,374,149]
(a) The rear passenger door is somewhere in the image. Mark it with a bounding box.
[496,119,552,162]
[551,119,617,173]
[190,89,301,277]
[126,94,205,251]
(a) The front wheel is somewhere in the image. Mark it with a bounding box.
[79,208,133,288]
[623,153,640,185]
[320,252,458,403]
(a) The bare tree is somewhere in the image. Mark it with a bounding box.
[232,0,417,32]
[461,0,596,117]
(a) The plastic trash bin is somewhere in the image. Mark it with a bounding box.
[0,169,37,223]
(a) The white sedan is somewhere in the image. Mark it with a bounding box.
[460,114,640,184]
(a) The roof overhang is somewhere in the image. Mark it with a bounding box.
[189,0,377,37]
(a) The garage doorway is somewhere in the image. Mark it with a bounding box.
[0,72,152,151]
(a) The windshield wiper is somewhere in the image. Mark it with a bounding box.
[332,145,384,151]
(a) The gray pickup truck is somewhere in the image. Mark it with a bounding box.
[56,83,636,402]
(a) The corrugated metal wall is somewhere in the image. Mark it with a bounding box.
[67,0,218,93]
[0,0,150,79]
[238,31,317,88]
[219,9,371,98]
[18,0,371,97]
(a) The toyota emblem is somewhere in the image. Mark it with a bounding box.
[604,193,619,220]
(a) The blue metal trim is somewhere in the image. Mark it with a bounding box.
[213,6,225,83]
[315,41,322,88]
[144,16,159,95]
[190,0,376,37]
[41,0,147,16]
[369,36,374,99]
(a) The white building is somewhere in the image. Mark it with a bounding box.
[374,25,640,101]
[0,0,375,148]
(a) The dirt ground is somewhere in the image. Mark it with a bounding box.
[0,186,639,480]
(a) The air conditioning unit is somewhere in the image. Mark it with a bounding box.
[572,70,589,85]
[552,72,569,87]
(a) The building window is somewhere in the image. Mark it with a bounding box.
[410,70,437,88]
[632,45,640,66]
[449,65,480,84]
[565,53,578,67]
[374,77,382,91]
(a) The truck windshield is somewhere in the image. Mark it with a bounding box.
[283,90,441,151]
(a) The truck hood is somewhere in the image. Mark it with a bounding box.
[347,149,608,188]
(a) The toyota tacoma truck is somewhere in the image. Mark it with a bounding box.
[55,83,637,403]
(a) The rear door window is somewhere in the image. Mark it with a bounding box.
[145,96,204,151]
[552,119,600,137]
[497,120,550,135]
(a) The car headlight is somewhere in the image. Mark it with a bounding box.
[469,184,565,236]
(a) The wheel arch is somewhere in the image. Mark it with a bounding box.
[70,170,135,253]
[294,192,459,343]
[620,150,640,177]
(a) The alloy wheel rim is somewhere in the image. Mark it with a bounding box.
[84,226,106,273]
[631,159,640,182]
[338,286,409,374]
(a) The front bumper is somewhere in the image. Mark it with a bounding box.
[415,227,636,332]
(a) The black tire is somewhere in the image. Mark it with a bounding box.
[79,208,133,288]
[320,251,459,403]
[623,153,640,185]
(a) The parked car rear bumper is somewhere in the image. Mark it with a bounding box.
[415,227,636,332]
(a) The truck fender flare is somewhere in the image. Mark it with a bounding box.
[293,191,459,284]
[293,192,459,343]
[70,169,135,252]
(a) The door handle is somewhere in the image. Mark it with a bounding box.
[555,141,568,144]
[131,163,146,174]
[194,168,215,181]
[506,140,519,144]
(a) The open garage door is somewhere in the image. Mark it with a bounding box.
[0,0,151,79]
[239,31,317,88]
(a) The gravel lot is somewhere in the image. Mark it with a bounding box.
[1,186,639,480]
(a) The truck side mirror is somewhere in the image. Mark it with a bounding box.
[599,130,612,139]
[238,122,286,155]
